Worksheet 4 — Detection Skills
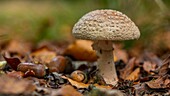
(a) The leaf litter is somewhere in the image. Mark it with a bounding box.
[0,39,170,96]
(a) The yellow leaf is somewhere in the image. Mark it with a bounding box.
[125,68,140,81]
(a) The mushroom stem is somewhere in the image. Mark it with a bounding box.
[92,40,118,85]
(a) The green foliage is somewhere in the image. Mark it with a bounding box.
[0,0,169,47]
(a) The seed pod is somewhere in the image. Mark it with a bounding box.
[70,70,87,83]
[17,63,46,78]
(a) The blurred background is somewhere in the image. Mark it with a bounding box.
[0,0,170,57]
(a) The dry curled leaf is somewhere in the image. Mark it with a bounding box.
[141,51,162,67]
[62,76,89,88]
[133,83,148,96]
[143,61,156,74]
[7,71,24,79]
[64,40,97,61]
[3,55,21,70]
[146,75,170,89]
[62,76,111,89]
[0,75,36,94]
[114,48,128,63]
[31,46,56,64]
[6,40,31,55]
[158,55,170,75]
[125,68,140,81]
[120,57,136,80]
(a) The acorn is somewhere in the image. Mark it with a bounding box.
[70,70,87,83]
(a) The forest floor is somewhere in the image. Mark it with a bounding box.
[0,39,169,96]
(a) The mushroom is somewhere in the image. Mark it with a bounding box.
[72,9,140,85]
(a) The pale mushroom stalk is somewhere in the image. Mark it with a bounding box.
[92,40,118,85]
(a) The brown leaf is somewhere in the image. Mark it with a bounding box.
[62,76,89,88]
[133,83,148,96]
[3,55,21,70]
[114,49,128,63]
[141,51,162,67]
[146,75,170,89]
[62,76,111,89]
[120,57,136,79]
[64,40,97,61]
[51,85,82,96]
[0,75,36,94]
[158,55,170,75]
[125,68,140,81]
[6,40,31,55]
[7,71,24,79]
[31,46,56,64]
[93,84,112,89]
[143,61,156,73]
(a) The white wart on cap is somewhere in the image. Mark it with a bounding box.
[72,9,140,40]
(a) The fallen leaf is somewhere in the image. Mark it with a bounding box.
[133,83,148,96]
[3,55,21,70]
[7,71,24,79]
[114,49,128,63]
[125,68,140,81]
[64,40,97,61]
[158,55,170,75]
[0,75,36,94]
[93,84,112,90]
[31,46,56,64]
[37,41,68,55]
[6,39,31,55]
[143,61,156,74]
[64,40,119,62]
[140,51,162,67]
[62,76,89,88]
[120,57,136,80]
[62,76,111,89]
[146,75,170,89]
[51,85,82,96]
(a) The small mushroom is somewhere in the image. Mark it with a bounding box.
[72,9,140,85]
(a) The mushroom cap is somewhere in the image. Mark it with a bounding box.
[72,9,140,40]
